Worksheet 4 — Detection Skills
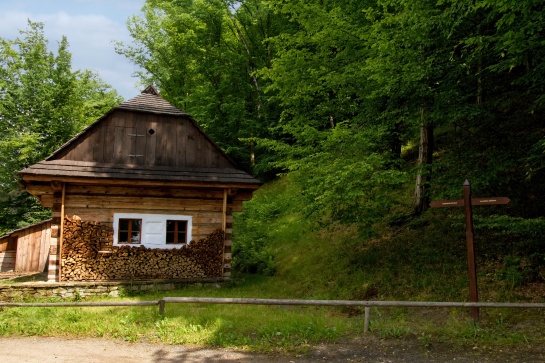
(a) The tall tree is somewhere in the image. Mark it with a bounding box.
[425,0,545,217]
[257,0,411,225]
[362,0,456,213]
[116,0,287,171]
[0,21,121,234]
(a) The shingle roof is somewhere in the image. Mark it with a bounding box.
[0,219,52,239]
[115,86,188,116]
[20,160,262,186]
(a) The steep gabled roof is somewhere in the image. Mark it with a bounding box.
[19,86,261,188]
[21,160,261,186]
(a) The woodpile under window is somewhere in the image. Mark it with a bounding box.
[61,216,224,281]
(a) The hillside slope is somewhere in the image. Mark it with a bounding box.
[233,175,545,303]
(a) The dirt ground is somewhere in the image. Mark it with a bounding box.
[1,336,544,363]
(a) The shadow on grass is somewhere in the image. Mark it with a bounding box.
[0,272,47,284]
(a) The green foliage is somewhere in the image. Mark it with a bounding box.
[0,21,121,234]
[232,178,300,275]
[493,256,526,289]
[116,0,545,230]
[470,215,545,285]
[231,178,545,305]
[475,215,545,237]
[290,125,408,228]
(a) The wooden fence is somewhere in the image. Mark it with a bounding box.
[2,297,545,332]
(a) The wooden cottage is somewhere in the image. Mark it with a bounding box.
[19,86,261,282]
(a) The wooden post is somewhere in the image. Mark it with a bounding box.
[364,307,370,333]
[463,180,479,322]
[430,180,509,323]
[222,189,228,233]
[58,183,66,282]
[221,189,228,278]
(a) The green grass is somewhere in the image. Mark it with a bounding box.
[0,276,364,352]
[1,277,543,351]
[229,175,545,348]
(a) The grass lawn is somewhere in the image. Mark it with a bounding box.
[1,274,544,352]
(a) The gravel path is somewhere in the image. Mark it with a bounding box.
[1,336,544,363]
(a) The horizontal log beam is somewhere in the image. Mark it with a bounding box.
[2,298,544,310]
[22,175,260,191]
[0,301,159,307]
[160,297,545,309]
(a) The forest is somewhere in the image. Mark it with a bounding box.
[116,0,545,226]
[1,0,545,287]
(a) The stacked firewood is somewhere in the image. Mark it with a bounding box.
[61,216,224,281]
[62,216,112,259]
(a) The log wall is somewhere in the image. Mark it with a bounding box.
[0,237,7,252]
[0,252,15,272]
[42,185,235,241]
[40,184,239,281]
[26,179,252,282]
[15,222,51,272]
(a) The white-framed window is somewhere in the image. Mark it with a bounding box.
[113,213,192,249]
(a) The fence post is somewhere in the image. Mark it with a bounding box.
[364,307,370,333]
[159,299,165,315]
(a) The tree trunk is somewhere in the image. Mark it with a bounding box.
[226,11,263,168]
[250,139,255,167]
[413,107,434,213]
[390,122,402,162]
[476,64,483,105]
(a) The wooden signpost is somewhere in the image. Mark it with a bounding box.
[430,180,510,322]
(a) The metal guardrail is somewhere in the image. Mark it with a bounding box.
[2,298,545,332]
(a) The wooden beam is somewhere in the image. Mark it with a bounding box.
[22,175,260,190]
[222,189,228,279]
[51,180,63,192]
[222,189,228,232]
[58,183,66,282]
[463,180,479,322]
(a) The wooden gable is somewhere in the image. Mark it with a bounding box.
[49,88,235,169]
[51,109,234,169]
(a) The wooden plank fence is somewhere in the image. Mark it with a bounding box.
[2,298,545,332]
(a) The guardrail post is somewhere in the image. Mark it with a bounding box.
[364,307,370,333]
[159,299,165,315]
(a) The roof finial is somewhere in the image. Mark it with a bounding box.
[142,84,159,95]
